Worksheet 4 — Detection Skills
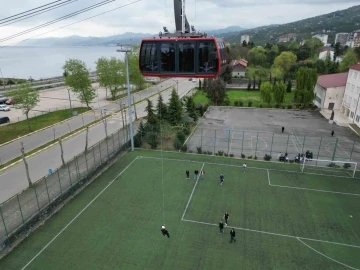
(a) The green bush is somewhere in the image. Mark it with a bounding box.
[268,105,272,108]
[282,105,285,109]
[287,105,292,109]
[259,104,263,108]
[264,154,272,161]
[275,104,280,108]
[133,134,142,148]
[196,146,202,154]
[241,153,246,158]
[234,100,239,106]
[247,155,253,159]
[343,163,351,169]
[239,100,244,107]
[229,153,234,157]
[248,101,253,107]
[181,144,188,152]
[176,131,186,144]
[174,137,182,150]
[183,125,191,136]
[217,150,224,156]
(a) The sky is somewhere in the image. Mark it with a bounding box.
[0,0,358,45]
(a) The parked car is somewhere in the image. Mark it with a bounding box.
[0,116,10,124]
[5,98,13,105]
[0,97,7,104]
[0,104,10,111]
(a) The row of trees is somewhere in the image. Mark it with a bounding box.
[134,89,201,149]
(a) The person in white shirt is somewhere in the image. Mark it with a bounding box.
[243,163,247,173]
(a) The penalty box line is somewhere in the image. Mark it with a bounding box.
[181,219,360,249]
[21,156,141,270]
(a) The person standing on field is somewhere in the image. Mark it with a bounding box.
[161,225,170,238]
[194,170,199,180]
[219,221,224,234]
[200,169,205,179]
[186,170,190,179]
[224,212,229,225]
[331,130,334,137]
[282,126,285,133]
[243,163,247,173]
[230,228,236,243]
[220,174,224,185]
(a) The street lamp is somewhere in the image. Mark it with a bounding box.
[117,47,134,151]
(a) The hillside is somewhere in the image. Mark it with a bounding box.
[223,5,360,45]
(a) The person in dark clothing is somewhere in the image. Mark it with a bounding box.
[282,126,285,133]
[224,212,229,225]
[230,228,236,243]
[219,221,224,234]
[161,225,170,238]
[186,170,190,179]
[194,170,199,180]
[220,174,224,185]
[331,130,334,137]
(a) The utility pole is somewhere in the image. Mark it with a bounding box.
[59,139,65,165]
[132,95,138,120]
[20,142,32,186]
[85,126,89,152]
[117,47,134,151]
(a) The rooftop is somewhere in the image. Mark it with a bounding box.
[317,72,348,89]
[350,63,360,71]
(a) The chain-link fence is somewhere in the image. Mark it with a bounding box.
[185,128,360,164]
[0,127,130,254]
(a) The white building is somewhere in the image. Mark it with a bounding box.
[335,33,349,45]
[341,64,360,126]
[240,34,250,44]
[313,34,328,44]
[314,72,348,110]
[318,50,342,62]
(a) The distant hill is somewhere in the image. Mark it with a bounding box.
[17,26,245,47]
[223,5,360,45]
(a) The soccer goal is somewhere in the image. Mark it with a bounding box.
[301,158,358,178]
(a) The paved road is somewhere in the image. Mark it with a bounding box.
[0,79,195,203]
[0,79,187,165]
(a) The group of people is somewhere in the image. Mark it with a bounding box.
[219,212,236,243]
[186,169,205,180]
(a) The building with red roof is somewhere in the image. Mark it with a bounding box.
[231,59,248,78]
[313,72,348,110]
[341,63,360,126]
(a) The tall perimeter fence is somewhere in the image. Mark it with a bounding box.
[0,127,131,254]
[185,127,360,164]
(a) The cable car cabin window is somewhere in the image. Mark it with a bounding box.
[198,41,218,74]
[179,42,195,73]
[161,43,176,72]
[140,43,158,72]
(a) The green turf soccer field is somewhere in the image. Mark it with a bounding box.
[1,150,360,270]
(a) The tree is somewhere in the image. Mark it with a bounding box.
[295,67,317,106]
[144,99,158,131]
[63,59,95,108]
[167,88,183,125]
[96,57,111,98]
[273,51,297,75]
[220,65,233,84]
[273,82,286,105]
[199,79,202,90]
[206,77,226,105]
[334,42,341,60]
[108,57,125,98]
[270,67,283,83]
[305,38,324,58]
[339,48,358,72]
[247,46,266,66]
[354,47,360,61]
[7,83,39,131]
[156,94,167,121]
[260,82,272,105]
[286,80,292,93]
[128,52,145,90]
[203,79,208,92]
[242,40,247,47]
[184,96,198,122]
[295,48,311,61]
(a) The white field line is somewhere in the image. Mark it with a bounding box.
[297,238,359,270]
[291,138,300,153]
[267,169,360,197]
[181,219,360,249]
[292,128,303,147]
[139,156,358,180]
[181,163,205,220]
[21,157,140,270]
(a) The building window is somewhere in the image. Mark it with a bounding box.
[356,115,360,123]
[351,112,354,118]
[315,95,321,104]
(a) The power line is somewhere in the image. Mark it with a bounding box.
[0,0,65,22]
[0,0,141,49]
[0,0,116,42]
[0,0,80,27]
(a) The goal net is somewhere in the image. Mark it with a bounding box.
[301,158,357,178]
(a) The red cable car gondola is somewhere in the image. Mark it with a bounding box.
[139,0,228,79]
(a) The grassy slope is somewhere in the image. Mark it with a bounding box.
[0,107,89,144]
[193,90,294,107]
[0,150,359,270]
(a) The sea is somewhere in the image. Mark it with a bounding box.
[0,46,125,80]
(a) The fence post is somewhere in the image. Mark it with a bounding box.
[44,177,51,203]
[301,136,306,154]
[213,130,216,154]
[241,131,244,155]
[317,137,323,162]
[255,132,259,158]
[117,129,121,150]
[332,138,339,161]
[67,163,73,187]
[227,129,231,155]
[93,145,96,166]
[270,133,274,156]
[99,143,102,162]
[57,169,63,193]
[112,133,115,154]
[285,134,290,154]
[34,187,41,214]
[0,206,9,242]
[17,194,25,225]
[85,151,89,174]
[200,128,203,149]
[75,156,81,180]
[350,140,356,160]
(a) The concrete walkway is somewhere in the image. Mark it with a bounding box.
[320,109,352,127]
